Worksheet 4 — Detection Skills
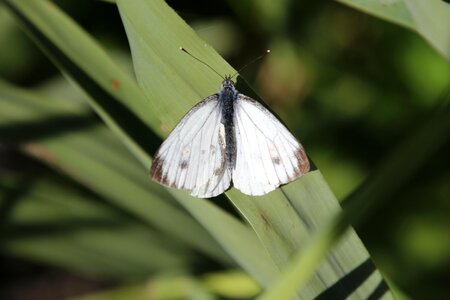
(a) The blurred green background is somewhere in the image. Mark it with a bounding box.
[0,0,449,299]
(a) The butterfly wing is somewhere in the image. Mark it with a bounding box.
[232,94,309,196]
[150,95,231,198]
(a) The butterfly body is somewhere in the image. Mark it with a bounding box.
[150,77,309,198]
[219,76,237,169]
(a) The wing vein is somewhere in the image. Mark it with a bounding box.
[240,103,274,141]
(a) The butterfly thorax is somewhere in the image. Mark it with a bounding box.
[219,77,238,169]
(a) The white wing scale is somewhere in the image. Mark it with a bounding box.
[150,95,231,198]
[232,95,309,196]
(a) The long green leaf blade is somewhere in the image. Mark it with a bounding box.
[337,0,450,61]
[0,76,278,286]
[259,96,450,300]
[3,0,283,286]
[0,173,190,279]
[0,79,229,264]
[3,0,157,166]
[4,0,391,296]
[118,0,389,298]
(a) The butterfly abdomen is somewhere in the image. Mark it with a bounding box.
[220,86,237,169]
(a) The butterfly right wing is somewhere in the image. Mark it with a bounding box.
[150,95,231,198]
[232,94,309,196]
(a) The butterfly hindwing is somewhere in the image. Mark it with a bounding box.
[232,94,309,196]
[150,95,231,198]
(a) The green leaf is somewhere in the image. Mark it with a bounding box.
[404,0,450,61]
[0,79,230,265]
[118,0,389,298]
[73,275,215,300]
[337,0,450,61]
[3,0,281,286]
[3,0,157,166]
[74,271,261,300]
[336,0,415,29]
[0,173,190,279]
[4,0,390,297]
[258,92,450,299]
[0,77,280,285]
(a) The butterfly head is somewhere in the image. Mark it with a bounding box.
[220,75,237,94]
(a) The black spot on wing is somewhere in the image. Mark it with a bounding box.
[272,156,281,165]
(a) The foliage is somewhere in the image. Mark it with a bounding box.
[0,0,449,299]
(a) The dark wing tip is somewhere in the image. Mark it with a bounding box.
[294,147,310,177]
[150,156,164,182]
[150,156,178,188]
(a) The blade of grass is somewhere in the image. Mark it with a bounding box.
[118,0,389,298]
[337,0,450,61]
[2,0,283,286]
[0,173,190,279]
[4,0,389,295]
[0,77,279,285]
[3,0,157,166]
[403,0,450,61]
[258,95,450,299]
[0,79,230,265]
[335,0,415,30]
[74,270,261,300]
[73,275,215,300]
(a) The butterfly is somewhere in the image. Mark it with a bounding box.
[150,74,310,198]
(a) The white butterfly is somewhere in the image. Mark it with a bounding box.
[150,76,309,198]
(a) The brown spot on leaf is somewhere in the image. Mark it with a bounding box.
[110,79,120,89]
[25,143,85,183]
[260,213,271,230]
[46,2,56,10]
[24,143,57,164]
[160,123,170,133]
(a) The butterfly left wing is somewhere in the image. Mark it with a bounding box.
[150,95,231,198]
[232,94,309,196]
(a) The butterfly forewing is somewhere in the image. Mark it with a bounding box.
[232,94,309,196]
[150,95,231,198]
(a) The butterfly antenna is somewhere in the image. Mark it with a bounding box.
[231,49,270,79]
[180,47,224,80]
